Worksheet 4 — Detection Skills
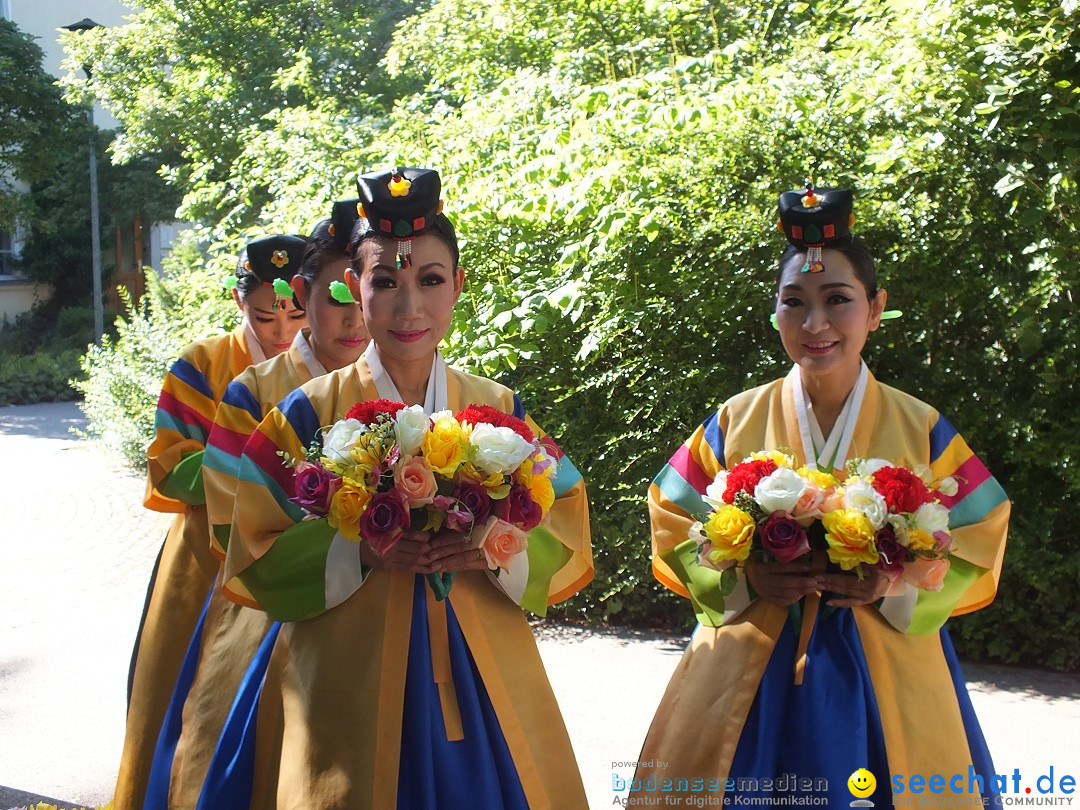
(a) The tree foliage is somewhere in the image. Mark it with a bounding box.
[0,18,80,229]
[73,0,1080,668]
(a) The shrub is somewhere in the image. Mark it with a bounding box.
[0,348,83,405]
[73,232,239,466]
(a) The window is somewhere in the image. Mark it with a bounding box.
[0,230,14,276]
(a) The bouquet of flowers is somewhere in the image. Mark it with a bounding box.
[286,399,556,598]
[689,451,958,592]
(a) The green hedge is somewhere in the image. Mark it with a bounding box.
[0,349,83,405]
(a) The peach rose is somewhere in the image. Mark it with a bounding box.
[475,517,528,572]
[393,455,437,508]
[790,483,826,526]
[903,557,950,591]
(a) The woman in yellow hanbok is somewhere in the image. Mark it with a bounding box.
[631,185,1009,808]
[115,235,307,810]
[227,168,594,809]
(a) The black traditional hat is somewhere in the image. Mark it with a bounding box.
[326,197,362,254]
[777,181,855,273]
[354,167,450,269]
[310,198,364,304]
[230,234,306,309]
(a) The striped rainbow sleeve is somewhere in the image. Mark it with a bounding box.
[204,378,265,560]
[648,409,746,627]
[879,413,1010,635]
[486,393,593,615]
[145,357,219,512]
[227,388,355,622]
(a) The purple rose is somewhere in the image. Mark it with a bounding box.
[758,512,810,563]
[874,525,905,576]
[360,489,410,555]
[493,483,543,531]
[452,479,493,525]
[291,461,342,515]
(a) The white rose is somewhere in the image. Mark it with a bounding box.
[430,409,454,422]
[843,479,889,529]
[754,467,805,515]
[393,405,430,456]
[469,423,535,474]
[854,457,892,477]
[322,418,367,463]
[913,502,949,535]
[703,471,729,510]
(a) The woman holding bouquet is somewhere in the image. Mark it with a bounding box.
[226,167,593,809]
[145,203,368,810]
[631,185,1010,807]
[115,235,308,810]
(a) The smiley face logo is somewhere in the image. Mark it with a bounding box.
[848,769,877,799]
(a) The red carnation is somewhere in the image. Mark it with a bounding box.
[455,403,535,443]
[722,459,778,504]
[346,398,406,425]
[871,466,932,513]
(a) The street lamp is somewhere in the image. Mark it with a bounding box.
[63,17,104,343]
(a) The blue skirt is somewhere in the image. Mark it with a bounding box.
[727,606,998,805]
[397,575,529,809]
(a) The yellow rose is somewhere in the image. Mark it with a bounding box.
[798,466,840,490]
[527,472,555,513]
[422,416,469,476]
[751,450,795,468]
[328,482,372,542]
[822,509,879,570]
[703,505,756,562]
[906,528,936,552]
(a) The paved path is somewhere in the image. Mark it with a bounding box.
[1,402,1078,810]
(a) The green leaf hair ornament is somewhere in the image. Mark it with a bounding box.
[769,309,903,330]
[272,277,293,310]
[329,280,356,304]
[223,275,238,291]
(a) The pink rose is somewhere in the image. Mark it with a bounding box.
[474,517,528,572]
[394,455,437,508]
[758,513,810,563]
[291,461,342,515]
[790,484,825,526]
[360,489,410,555]
[493,482,543,531]
[903,557,950,591]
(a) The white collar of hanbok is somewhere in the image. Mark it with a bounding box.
[242,318,267,365]
[364,341,448,415]
[789,359,869,474]
[292,328,327,377]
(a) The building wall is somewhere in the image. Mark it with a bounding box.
[0,279,52,324]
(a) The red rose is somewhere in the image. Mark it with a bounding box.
[360,489,410,555]
[873,525,906,577]
[455,403,535,443]
[722,459,778,504]
[758,513,810,563]
[870,466,932,513]
[493,483,544,531]
[346,398,406,426]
